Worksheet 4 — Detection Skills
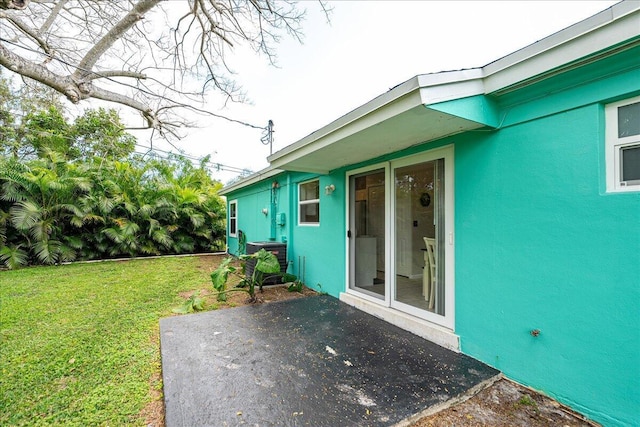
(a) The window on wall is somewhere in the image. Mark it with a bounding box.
[606,96,640,192]
[229,200,237,237]
[299,180,320,225]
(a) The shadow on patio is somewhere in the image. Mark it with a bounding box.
[160,295,499,426]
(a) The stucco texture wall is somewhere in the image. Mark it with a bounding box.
[454,104,640,427]
[226,172,346,296]
[285,172,346,296]
[226,177,284,256]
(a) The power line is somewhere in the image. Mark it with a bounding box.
[134,144,253,176]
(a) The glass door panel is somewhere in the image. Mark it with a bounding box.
[393,159,445,315]
[349,169,385,298]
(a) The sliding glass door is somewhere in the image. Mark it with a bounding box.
[348,168,386,298]
[347,146,453,327]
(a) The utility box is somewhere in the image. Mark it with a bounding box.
[276,212,286,226]
[245,241,287,285]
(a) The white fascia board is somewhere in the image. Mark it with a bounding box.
[419,77,485,105]
[268,85,424,170]
[268,76,421,163]
[219,167,284,195]
[416,68,484,93]
[268,69,485,169]
[483,2,640,93]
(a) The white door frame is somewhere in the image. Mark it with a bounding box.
[345,162,391,306]
[345,145,455,330]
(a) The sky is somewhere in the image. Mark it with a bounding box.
[136,1,620,184]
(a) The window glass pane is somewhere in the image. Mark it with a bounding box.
[230,203,236,217]
[621,145,640,183]
[230,218,237,234]
[300,181,319,201]
[300,202,319,223]
[349,169,385,296]
[618,102,640,138]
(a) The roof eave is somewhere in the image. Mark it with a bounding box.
[219,167,284,195]
[483,1,640,93]
[227,1,640,189]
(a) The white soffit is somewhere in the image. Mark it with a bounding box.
[272,106,482,174]
[219,167,284,195]
[260,2,640,176]
[268,71,486,174]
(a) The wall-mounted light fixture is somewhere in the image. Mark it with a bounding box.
[325,184,336,195]
[261,208,269,215]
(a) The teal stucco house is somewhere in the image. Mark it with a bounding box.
[220,3,640,426]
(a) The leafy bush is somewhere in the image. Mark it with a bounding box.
[0,153,226,268]
[211,249,281,302]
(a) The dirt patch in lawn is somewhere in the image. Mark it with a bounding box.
[143,254,599,427]
[406,377,599,427]
[182,254,319,308]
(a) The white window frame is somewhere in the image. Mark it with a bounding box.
[298,179,320,226]
[228,199,238,237]
[605,95,640,193]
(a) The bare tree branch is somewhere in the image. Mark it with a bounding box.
[73,0,161,81]
[0,0,328,139]
[0,11,51,56]
[87,70,147,81]
[0,42,82,102]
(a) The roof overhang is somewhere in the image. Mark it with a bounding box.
[267,70,499,174]
[222,1,640,191]
[264,1,639,176]
[218,167,284,196]
[483,1,640,94]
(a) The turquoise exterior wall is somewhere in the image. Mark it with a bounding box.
[455,104,639,427]
[451,52,640,425]
[287,172,345,296]
[226,172,346,295]
[224,46,640,426]
[225,173,287,256]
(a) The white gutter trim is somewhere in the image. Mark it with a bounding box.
[267,77,419,162]
[268,69,485,168]
[219,167,284,195]
[483,2,640,93]
[230,2,639,191]
[483,1,638,78]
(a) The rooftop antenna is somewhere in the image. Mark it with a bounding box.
[260,120,274,155]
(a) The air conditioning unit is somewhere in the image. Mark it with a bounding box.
[245,241,287,285]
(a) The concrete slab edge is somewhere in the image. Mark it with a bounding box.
[392,373,504,427]
[340,292,461,352]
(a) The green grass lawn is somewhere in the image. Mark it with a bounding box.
[0,256,213,426]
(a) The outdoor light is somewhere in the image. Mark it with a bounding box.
[261,208,268,215]
[325,184,336,195]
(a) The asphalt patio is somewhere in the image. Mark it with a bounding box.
[160,295,500,426]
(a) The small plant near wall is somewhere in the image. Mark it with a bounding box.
[172,291,206,314]
[210,249,281,303]
[282,273,304,293]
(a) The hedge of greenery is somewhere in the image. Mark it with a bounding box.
[0,152,226,268]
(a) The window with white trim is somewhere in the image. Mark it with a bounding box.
[606,96,640,192]
[298,180,320,225]
[229,200,238,237]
